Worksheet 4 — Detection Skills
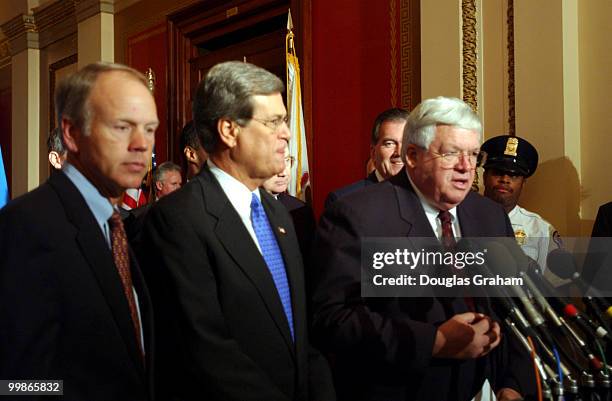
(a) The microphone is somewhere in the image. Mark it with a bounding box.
[526,266,612,345]
[484,243,549,328]
[483,241,604,372]
[522,267,605,372]
[456,240,584,373]
[547,249,612,321]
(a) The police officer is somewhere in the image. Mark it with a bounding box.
[481,135,562,272]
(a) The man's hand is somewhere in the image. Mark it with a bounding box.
[432,312,501,359]
[496,387,523,401]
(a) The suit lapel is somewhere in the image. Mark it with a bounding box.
[129,248,154,390]
[391,172,437,238]
[49,172,146,376]
[457,192,478,237]
[199,169,295,353]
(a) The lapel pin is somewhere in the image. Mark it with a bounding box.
[278,227,286,234]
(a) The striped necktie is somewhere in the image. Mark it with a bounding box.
[109,211,144,357]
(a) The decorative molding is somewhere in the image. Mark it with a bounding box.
[462,0,477,111]
[0,14,39,54]
[399,0,412,109]
[390,0,398,107]
[49,53,78,130]
[33,0,77,49]
[75,0,114,23]
[507,0,515,136]
[0,39,10,68]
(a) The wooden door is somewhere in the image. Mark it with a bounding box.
[167,0,307,164]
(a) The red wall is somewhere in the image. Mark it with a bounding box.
[127,23,169,165]
[311,1,400,216]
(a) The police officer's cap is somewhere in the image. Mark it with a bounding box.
[480,135,538,178]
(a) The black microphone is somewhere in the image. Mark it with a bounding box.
[454,239,534,331]
[484,242,549,328]
[523,267,606,372]
[484,241,604,372]
[457,240,586,373]
[526,264,612,347]
[547,249,612,322]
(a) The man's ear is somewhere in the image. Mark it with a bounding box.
[61,118,80,153]
[155,180,164,192]
[369,144,376,161]
[184,146,196,163]
[404,144,420,168]
[217,118,239,148]
[48,151,62,169]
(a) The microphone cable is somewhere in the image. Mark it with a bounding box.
[528,335,544,401]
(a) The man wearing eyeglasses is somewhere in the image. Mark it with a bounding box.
[139,61,334,401]
[481,135,562,275]
[311,97,534,401]
[324,108,409,208]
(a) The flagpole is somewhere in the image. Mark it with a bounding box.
[286,9,310,201]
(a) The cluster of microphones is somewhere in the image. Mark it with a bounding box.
[458,239,612,401]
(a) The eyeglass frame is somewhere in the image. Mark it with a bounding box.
[250,115,290,132]
[422,148,487,169]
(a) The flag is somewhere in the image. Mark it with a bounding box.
[286,11,310,201]
[0,145,8,209]
[120,144,154,210]
[121,188,147,210]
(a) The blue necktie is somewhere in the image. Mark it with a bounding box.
[250,193,294,340]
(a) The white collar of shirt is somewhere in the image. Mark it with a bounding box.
[405,169,461,240]
[374,169,384,183]
[63,162,114,246]
[207,160,263,253]
[508,205,519,219]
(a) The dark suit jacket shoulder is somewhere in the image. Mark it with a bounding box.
[324,171,379,209]
[278,193,316,266]
[592,201,612,237]
[311,171,531,401]
[140,166,334,401]
[0,172,153,401]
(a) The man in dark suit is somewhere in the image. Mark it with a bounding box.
[140,61,334,400]
[592,202,612,237]
[311,97,534,401]
[325,108,409,208]
[263,145,316,264]
[179,120,208,181]
[582,201,612,288]
[0,63,158,400]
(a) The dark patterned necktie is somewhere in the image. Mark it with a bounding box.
[108,211,144,357]
[438,210,457,250]
[250,193,294,340]
[438,210,474,310]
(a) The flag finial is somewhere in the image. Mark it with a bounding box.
[287,9,293,31]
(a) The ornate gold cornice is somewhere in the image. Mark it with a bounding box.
[462,0,477,111]
[33,0,77,49]
[75,0,114,23]
[0,14,39,54]
[507,0,516,136]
